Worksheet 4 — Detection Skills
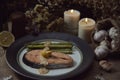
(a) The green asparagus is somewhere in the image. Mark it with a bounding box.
[27,49,72,54]
[26,42,73,54]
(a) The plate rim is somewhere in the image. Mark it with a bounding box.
[6,32,94,80]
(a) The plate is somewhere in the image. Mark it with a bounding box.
[6,32,94,80]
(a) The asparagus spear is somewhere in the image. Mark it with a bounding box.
[26,44,73,49]
[27,42,73,45]
[27,49,72,54]
[26,42,73,54]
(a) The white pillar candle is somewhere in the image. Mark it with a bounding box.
[64,9,80,35]
[78,18,96,43]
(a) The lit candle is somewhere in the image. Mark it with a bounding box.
[64,9,80,35]
[78,18,96,43]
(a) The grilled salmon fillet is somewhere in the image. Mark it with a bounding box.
[23,50,73,69]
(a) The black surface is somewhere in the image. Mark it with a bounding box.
[6,32,94,80]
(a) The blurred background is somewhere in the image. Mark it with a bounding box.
[0,0,120,38]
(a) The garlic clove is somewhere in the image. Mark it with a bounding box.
[93,30,108,42]
[99,60,112,71]
[94,45,110,59]
[111,40,119,50]
[100,39,110,47]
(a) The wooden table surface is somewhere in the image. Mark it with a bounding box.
[0,44,120,80]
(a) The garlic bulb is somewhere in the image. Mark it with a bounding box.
[94,45,110,59]
[93,30,108,42]
[109,27,119,39]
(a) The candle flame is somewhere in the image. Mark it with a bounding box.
[85,18,88,22]
[70,9,74,13]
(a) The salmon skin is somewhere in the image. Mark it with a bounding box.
[23,50,73,69]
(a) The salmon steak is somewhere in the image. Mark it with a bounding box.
[23,50,73,69]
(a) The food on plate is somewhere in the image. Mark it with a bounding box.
[23,50,73,69]
[38,67,49,74]
[23,41,74,74]
[26,42,73,54]
[26,42,73,49]
[27,42,73,45]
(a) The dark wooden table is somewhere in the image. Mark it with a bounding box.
[0,44,120,80]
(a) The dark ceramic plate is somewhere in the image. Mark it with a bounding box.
[6,32,94,80]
